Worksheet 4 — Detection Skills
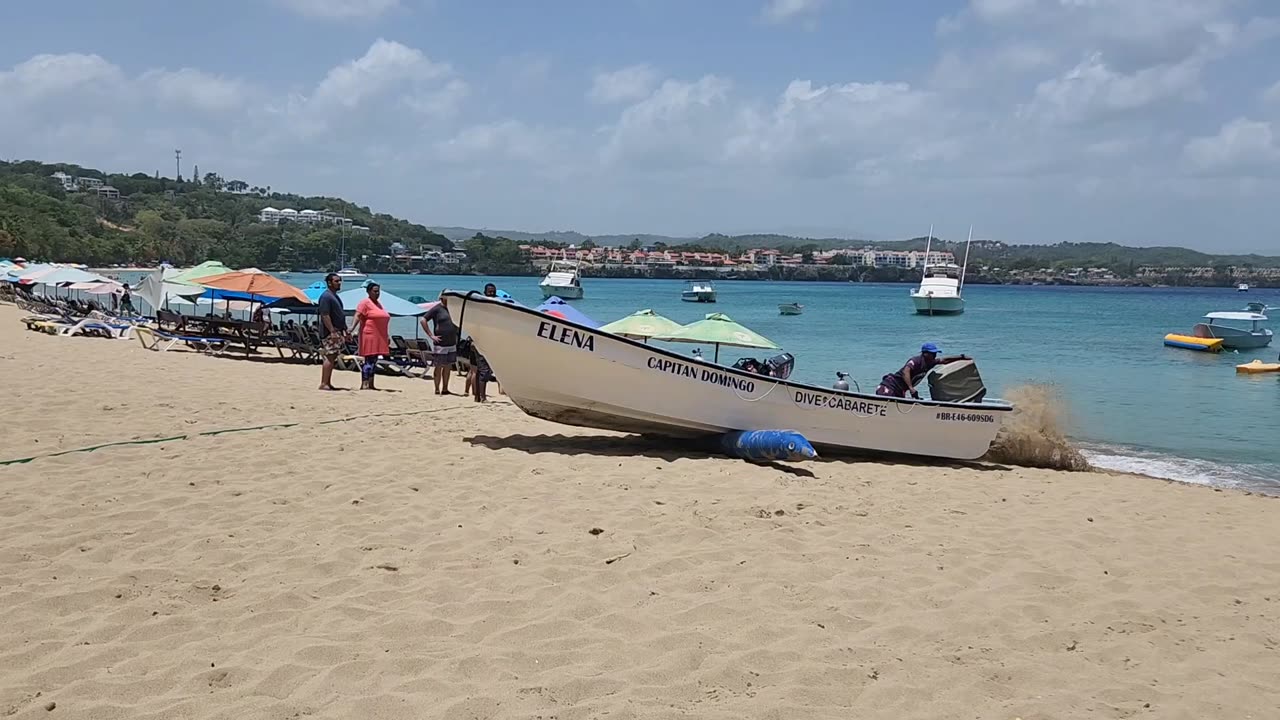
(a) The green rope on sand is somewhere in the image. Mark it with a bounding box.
[0,407,463,467]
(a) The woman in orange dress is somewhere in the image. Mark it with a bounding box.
[352,282,391,390]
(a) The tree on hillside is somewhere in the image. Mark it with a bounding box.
[202,172,225,191]
[226,179,248,193]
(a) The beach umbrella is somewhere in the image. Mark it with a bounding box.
[536,296,598,328]
[12,264,57,283]
[303,281,327,302]
[135,269,205,313]
[655,312,779,363]
[195,271,312,304]
[169,260,234,283]
[599,308,684,343]
[30,267,106,287]
[69,279,124,295]
[337,286,427,316]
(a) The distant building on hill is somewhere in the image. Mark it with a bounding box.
[258,206,359,228]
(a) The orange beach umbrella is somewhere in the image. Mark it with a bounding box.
[195,271,312,303]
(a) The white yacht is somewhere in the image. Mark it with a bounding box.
[335,226,366,281]
[1238,283,1250,292]
[539,259,584,299]
[681,280,717,303]
[910,224,972,316]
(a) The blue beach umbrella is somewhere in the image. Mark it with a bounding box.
[536,296,599,328]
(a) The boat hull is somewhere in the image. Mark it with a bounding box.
[779,304,803,315]
[910,294,964,315]
[446,292,1012,461]
[681,291,716,303]
[1192,323,1273,350]
[540,284,583,300]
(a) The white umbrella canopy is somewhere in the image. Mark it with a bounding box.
[69,280,125,294]
[32,267,108,287]
[135,268,205,313]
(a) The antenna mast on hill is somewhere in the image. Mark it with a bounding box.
[175,149,182,181]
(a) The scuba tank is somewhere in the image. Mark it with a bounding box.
[833,372,850,391]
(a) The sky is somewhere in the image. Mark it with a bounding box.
[2,0,1279,253]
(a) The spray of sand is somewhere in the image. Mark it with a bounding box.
[984,384,1092,471]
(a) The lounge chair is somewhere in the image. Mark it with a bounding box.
[134,326,228,354]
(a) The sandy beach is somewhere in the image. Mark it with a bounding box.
[1,302,1278,720]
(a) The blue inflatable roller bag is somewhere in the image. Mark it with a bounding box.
[720,430,819,462]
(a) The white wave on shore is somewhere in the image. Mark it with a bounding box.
[1081,444,1280,495]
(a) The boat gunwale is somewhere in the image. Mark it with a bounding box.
[447,290,1014,414]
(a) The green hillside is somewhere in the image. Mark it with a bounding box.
[0,160,452,270]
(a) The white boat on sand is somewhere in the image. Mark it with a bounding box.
[539,259,584,299]
[446,291,1013,460]
[910,224,971,316]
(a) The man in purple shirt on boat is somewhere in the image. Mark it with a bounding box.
[876,342,968,399]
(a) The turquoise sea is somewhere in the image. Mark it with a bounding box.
[131,272,1280,492]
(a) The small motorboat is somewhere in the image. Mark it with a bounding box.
[681,280,716,303]
[778,302,804,315]
[539,259,584,299]
[442,290,1014,461]
[336,266,366,281]
[1164,333,1224,352]
[1193,311,1273,350]
[910,224,972,316]
[1236,359,1280,374]
[1238,283,1250,292]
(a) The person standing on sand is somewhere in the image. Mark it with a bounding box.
[317,272,347,391]
[353,282,391,391]
[420,291,458,395]
[875,342,968,399]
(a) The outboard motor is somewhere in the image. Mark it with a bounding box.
[926,358,988,403]
[764,352,795,380]
[833,371,850,392]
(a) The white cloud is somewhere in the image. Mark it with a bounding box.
[0,53,125,102]
[730,80,940,177]
[273,0,400,20]
[311,38,452,110]
[436,120,558,165]
[142,69,249,113]
[1183,118,1280,172]
[1019,52,1203,124]
[761,0,825,25]
[600,75,733,169]
[1263,80,1280,105]
[588,64,659,104]
[970,0,1038,23]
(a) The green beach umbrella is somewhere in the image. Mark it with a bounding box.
[599,308,684,343]
[655,312,779,362]
[169,260,234,283]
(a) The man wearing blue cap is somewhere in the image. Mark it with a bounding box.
[875,342,968,399]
